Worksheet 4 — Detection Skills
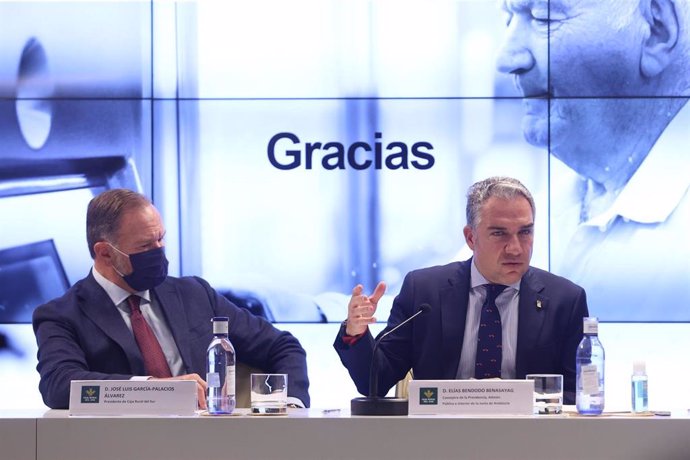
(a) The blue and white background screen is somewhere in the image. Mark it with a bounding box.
[1,0,689,409]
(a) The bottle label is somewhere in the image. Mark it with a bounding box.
[207,372,221,388]
[581,364,599,394]
[226,365,236,396]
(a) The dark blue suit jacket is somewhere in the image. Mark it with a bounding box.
[334,259,588,403]
[33,272,310,409]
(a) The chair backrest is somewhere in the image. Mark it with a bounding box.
[235,361,263,408]
[395,370,414,399]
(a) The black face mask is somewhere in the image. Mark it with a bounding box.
[111,244,169,291]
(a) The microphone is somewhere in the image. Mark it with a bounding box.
[351,303,431,416]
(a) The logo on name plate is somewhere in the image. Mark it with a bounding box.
[81,385,100,404]
[419,387,438,405]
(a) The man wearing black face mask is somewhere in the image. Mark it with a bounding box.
[32,189,310,409]
[106,242,169,292]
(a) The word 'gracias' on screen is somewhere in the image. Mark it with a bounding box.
[267,132,435,170]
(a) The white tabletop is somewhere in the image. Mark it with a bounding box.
[2,406,690,460]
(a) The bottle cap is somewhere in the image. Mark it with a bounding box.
[633,360,646,375]
[211,316,229,335]
[583,317,599,334]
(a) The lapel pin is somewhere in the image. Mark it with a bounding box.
[536,300,543,310]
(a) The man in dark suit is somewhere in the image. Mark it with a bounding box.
[33,189,309,409]
[334,177,588,403]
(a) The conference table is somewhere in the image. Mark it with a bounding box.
[2,407,690,460]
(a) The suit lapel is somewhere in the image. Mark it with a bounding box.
[441,260,471,379]
[516,268,547,377]
[77,272,145,374]
[153,280,194,374]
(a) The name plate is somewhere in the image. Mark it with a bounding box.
[408,379,533,416]
[69,380,197,416]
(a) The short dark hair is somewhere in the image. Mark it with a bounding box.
[86,189,151,258]
[466,176,535,229]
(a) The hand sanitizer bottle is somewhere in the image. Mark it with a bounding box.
[631,360,648,413]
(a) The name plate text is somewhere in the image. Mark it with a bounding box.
[69,380,197,416]
[408,379,533,415]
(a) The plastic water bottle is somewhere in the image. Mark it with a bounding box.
[206,316,236,414]
[576,317,605,415]
[631,360,648,413]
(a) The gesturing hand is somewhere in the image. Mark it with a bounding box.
[345,281,386,336]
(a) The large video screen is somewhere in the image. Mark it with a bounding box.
[1,0,688,323]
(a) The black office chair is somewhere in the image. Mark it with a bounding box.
[220,287,328,323]
[220,289,273,321]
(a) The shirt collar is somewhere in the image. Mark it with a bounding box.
[583,102,690,229]
[92,266,151,307]
[470,258,521,292]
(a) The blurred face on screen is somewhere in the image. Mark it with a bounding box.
[495,0,659,183]
[463,196,534,285]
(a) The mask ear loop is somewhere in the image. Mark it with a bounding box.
[107,242,130,278]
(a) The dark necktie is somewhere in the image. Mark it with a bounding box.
[127,295,172,378]
[474,284,508,379]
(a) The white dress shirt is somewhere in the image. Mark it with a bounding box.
[92,267,185,377]
[457,259,521,379]
[550,103,690,321]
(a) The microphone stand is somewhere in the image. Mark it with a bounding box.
[351,304,430,416]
